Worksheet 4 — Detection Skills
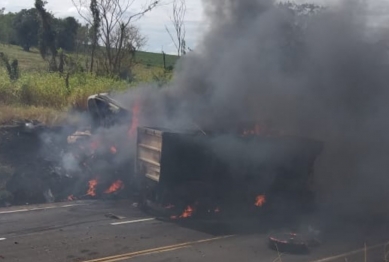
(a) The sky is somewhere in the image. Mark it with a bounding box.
[0,0,388,54]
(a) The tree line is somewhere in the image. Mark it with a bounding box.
[0,0,161,78]
[0,6,84,53]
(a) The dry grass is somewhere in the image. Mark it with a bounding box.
[0,104,67,126]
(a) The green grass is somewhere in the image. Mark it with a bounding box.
[0,44,178,71]
[136,51,178,68]
[0,44,175,124]
[0,44,47,71]
[0,69,131,108]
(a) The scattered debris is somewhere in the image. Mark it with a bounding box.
[268,229,321,254]
[0,108,129,206]
[43,189,54,203]
[105,213,125,220]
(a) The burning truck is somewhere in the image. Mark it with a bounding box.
[135,126,323,220]
[65,93,323,221]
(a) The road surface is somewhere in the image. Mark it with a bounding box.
[0,200,388,262]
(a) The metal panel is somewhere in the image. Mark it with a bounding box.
[136,127,162,182]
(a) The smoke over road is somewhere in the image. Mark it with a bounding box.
[108,0,389,220]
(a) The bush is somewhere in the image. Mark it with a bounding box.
[0,52,19,81]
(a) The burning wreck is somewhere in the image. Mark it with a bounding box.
[60,93,323,221]
[2,90,323,224]
[134,125,323,220]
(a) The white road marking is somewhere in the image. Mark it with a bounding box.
[0,209,29,214]
[111,218,156,225]
[0,238,6,241]
[0,204,84,214]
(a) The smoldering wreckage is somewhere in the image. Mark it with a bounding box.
[1,93,323,252]
[2,0,389,254]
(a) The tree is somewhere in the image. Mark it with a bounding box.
[89,0,100,72]
[74,24,90,54]
[0,12,17,45]
[35,0,58,71]
[112,24,147,78]
[166,0,186,56]
[277,3,324,72]
[55,17,80,52]
[12,9,40,51]
[71,0,160,76]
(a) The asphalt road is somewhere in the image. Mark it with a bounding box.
[0,200,388,262]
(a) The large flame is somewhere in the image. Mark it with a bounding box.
[171,205,195,219]
[255,194,266,207]
[87,179,98,196]
[104,180,124,194]
[128,101,140,138]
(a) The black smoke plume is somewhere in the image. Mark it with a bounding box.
[32,0,389,222]
[111,0,389,219]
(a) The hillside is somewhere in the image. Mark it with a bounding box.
[0,44,179,71]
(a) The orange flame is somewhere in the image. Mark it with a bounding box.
[110,146,117,154]
[170,205,194,219]
[87,179,98,196]
[104,180,124,194]
[67,194,77,201]
[128,101,140,138]
[255,194,266,207]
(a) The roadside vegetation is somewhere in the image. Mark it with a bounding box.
[0,1,180,125]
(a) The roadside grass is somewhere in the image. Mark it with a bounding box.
[0,104,67,125]
[0,44,174,123]
[0,69,129,108]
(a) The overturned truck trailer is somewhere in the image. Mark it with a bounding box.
[135,126,323,219]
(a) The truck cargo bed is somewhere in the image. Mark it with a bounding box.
[135,126,323,219]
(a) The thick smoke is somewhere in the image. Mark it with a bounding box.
[111,0,389,219]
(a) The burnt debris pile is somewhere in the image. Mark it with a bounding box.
[0,118,130,206]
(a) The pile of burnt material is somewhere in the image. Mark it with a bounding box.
[0,120,72,205]
[0,119,130,207]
